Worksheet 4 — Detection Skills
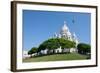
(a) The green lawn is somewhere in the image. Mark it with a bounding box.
[23,53,89,62]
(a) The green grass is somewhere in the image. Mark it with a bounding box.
[23,53,89,62]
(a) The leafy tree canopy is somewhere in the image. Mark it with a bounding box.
[77,43,91,54]
[38,38,76,51]
[58,38,76,49]
[28,47,38,55]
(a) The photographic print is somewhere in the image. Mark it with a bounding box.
[11,1,97,72]
[23,10,91,62]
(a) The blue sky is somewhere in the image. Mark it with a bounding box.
[23,10,91,51]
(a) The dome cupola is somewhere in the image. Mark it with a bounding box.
[60,21,69,35]
[61,21,68,32]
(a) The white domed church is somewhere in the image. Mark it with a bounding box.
[50,21,79,53]
[54,21,79,47]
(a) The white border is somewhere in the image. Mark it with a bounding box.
[17,3,96,69]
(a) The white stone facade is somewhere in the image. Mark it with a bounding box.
[54,21,79,46]
[55,46,62,53]
[40,49,48,55]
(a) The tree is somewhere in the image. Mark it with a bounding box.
[58,38,76,53]
[77,43,91,55]
[38,38,60,54]
[38,38,76,54]
[28,47,38,57]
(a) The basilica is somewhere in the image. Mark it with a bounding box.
[53,21,79,47]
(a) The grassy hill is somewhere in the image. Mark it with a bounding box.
[23,53,89,62]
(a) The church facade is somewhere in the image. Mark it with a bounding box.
[53,21,79,47]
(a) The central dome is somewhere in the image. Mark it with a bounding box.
[61,21,69,32]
